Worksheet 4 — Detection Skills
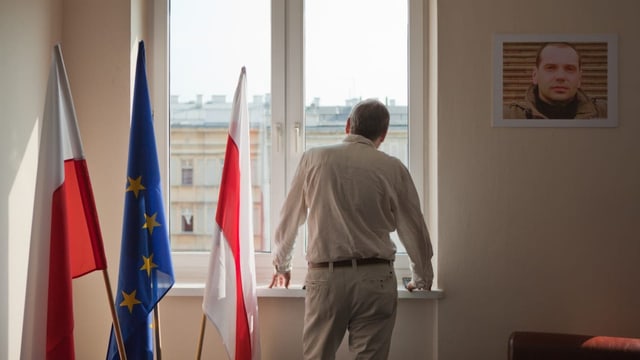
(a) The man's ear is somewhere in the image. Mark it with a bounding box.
[531,67,538,85]
[345,118,351,134]
[379,130,387,143]
[373,130,388,149]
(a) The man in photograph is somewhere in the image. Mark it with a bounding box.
[503,42,607,119]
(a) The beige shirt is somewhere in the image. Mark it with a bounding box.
[273,134,433,288]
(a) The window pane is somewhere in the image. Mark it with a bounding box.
[169,0,271,252]
[304,0,408,252]
[181,159,193,185]
[181,210,194,233]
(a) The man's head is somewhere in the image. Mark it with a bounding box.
[532,42,582,105]
[346,99,390,147]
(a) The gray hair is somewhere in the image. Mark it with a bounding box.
[348,99,390,141]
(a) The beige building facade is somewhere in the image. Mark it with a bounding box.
[169,95,408,252]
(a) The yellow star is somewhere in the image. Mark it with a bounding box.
[143,212,161,235]
[120,289,142,314]
[140,254,159,277]
[126,176,146,198]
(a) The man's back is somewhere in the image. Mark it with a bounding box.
[301,134,409,262]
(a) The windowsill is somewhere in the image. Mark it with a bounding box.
[168,282,444,300]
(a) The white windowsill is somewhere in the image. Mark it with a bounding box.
[168,282,444,300]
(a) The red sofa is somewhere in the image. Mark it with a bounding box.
[509,331,640,360]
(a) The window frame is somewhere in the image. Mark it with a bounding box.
[154,0,427,286]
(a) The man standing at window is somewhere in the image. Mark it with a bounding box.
[270,98,433,359]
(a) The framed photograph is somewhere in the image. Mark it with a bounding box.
[493,34,617,127]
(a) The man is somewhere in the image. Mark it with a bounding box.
[269,98,433,359]
[503,42,607,119]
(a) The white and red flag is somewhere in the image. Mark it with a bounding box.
[202,67,261,360]
[21,44,107,360]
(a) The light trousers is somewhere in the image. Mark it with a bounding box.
[302,262,398,360]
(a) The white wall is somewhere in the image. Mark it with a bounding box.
[3,0,639,359]
[61,0,134,355]
[0,0,62,359]
[437,0,640,359]
[156,295,436,359]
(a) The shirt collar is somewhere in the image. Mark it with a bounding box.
[343,134,376,147]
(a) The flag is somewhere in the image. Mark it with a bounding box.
[106,40,174,360]
[21,44,108,359]
[203,67,261,360]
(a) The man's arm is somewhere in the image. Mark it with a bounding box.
[271,154,309,284]
[395,167,434,291]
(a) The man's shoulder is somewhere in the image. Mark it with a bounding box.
[305,142,346,155]
[592,97,608,118]
[577,90,608,119]
[503,101,532,119]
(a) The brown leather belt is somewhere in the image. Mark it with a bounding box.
[308,258,392,268]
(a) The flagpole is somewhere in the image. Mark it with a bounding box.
[195,313,207,360]
[154,305,163,360]
[102,270,128,360]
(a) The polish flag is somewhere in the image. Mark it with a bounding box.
[203,67,261,360]
[21,44,107,360]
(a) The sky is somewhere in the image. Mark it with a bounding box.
[170,0,408,106]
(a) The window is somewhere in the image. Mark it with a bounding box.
[180,159,193,185]
[181,209,194,233]
[164,0,426,285]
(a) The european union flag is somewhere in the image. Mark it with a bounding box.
[106,40,174,360]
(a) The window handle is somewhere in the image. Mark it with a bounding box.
[294,122,301,152]
[276,122,283,152]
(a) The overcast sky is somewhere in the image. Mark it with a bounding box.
[170,0,407,106]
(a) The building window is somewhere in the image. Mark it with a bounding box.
[181,160,193,186]
[181,209,194,233]
[163,0,427,284]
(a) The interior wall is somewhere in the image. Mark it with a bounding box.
[158,296,436,359]
[5,0,640,359]
[0,0,62,359]
[436,0,640,359]
[60,0,133,357]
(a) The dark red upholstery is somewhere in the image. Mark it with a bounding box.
[509,331,640,360]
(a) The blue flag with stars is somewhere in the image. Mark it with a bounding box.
[106,40,174,360]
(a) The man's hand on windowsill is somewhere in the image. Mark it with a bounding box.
[269,270,291,289]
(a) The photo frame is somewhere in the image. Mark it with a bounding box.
[493,34,618,128]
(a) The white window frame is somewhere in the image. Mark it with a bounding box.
[153,0,427,287]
